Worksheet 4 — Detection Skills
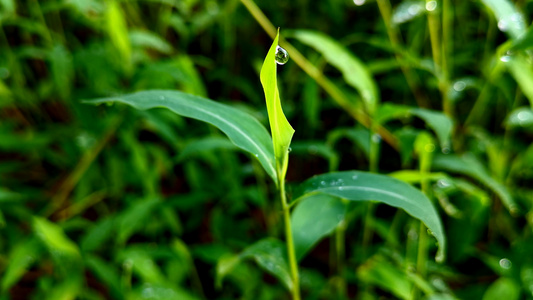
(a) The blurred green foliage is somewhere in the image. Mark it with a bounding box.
[1,0,533,299]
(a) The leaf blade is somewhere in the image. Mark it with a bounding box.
[297,171,446,262]
[260,30,295,177]
[84,90,277,184]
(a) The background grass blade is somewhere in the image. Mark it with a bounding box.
[290,29,379,115]
[296,171,446,262]
[84,90,277,184]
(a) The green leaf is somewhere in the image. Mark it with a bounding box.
[502,55,533,108]
[118,247,166,284]
[1,238,43,292]
[480,0,526,40]
[216,238,293,291]
[297,171,446,262]
[129,30,173,54]
[357,255,412,299]
[505,107,533,128]
[432,153,519,215]
[290,29,379,114]
[84,90,277,184]
[260,30,295,179]
[85,255,123,300]
[117,197,160,244]
[33,217,80,257]
[291,194,348,260]
[482,277,520,300]
[376,103,453,148]
[106,1,131,65]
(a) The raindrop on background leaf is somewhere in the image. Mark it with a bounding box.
[499,258,512,269]
[275,46,289,65]
[353,0,365,6]
[426,0,437,11]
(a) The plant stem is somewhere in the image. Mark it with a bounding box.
[280,175,301,300]
[375,0,429,108]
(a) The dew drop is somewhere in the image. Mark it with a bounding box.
[275,46,289,65]
[254,154,259,157]
[442,147,450,154]
[352,175,358,180]
[498,19,508,32]
[320,181,326,186]
[426,0,437,11]
[437,179,451,188]
[408,4,421,16]
[453,81,466,92]
[425,143,435,152]
[353,0,365,6]
[339,186,344,191]
[287,147,292,153]
[371,133,382,143]
[159,96,165,100]
[500,56,511,62]
[499,258,512,269]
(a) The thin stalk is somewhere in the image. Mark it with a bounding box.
[239,0,399,150]
[335,220,347,299]
[280,175,301,300]
[375,0,430,108]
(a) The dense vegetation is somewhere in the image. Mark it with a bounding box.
[1,0,533,299]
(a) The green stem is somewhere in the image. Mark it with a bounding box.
[376,0,430,108]
[280,175,301,300]
[335,221,347,299]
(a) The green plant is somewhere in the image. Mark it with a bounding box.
[85,30,445,299]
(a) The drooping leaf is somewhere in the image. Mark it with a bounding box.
[296,171,446,262]
[376,103,453,148]
[290,29,379,114]
[502,55,533,108]
[480,0,526,40]
[216,238,293,291]
[84,90,277,184]
[291,194,348,260]
[260,30,295,179]
[129,30,173,54]
[432,153,519,215]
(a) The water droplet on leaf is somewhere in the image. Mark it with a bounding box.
[453,81,466,92]
[275,46,289,65]
[426,0,437,11]
[353,0,365,5]
[499,258,512,269]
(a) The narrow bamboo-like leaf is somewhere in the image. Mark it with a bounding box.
[291,194,348,260]
[376,103,453,148]
[216,238,292,291]
[432,154,519,215]
[260,30,295,178]
[480,0,526,40]
[84,90,277,184]
[290,29,379,114]
[297,171,446,262]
